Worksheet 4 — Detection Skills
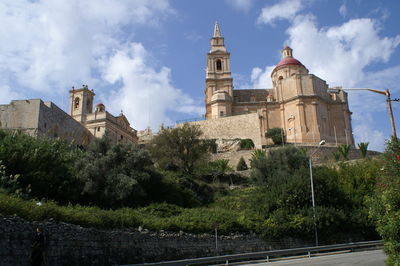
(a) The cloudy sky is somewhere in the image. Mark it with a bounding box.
[1,0,399,151]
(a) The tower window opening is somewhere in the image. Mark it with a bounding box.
[216,59,222,71]
[74,97,80,109]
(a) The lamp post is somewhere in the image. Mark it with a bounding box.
[309,139,325,247]
[328,87,398,139]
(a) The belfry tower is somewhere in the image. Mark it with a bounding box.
[69,85,94,123]
[205,22,233,119]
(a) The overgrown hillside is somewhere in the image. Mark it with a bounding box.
[0,127,391,246]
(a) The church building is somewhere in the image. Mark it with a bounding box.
[0,85,138,146]
[69,85,138,144]
[188,23,354,147]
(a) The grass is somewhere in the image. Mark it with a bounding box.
[0,190,253,234]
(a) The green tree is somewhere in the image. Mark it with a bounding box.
[369,138,400,265]
[357,142,369,158]
[236,157,248,171]
[0,130,83,203]
[149,123,209,175]
[75,135,163,208]
[338,144,351,160]
[248,146,356,240]
[265,128,285,145]
[209,159,233,174]
[251,146,308,185]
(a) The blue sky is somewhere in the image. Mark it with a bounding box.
[0,0,399,151]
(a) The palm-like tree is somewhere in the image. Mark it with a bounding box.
[357,142,369,158]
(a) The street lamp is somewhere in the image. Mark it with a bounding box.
[309,139,325,247]
[328,87,398,139]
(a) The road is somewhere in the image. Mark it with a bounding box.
[241,249,386,266]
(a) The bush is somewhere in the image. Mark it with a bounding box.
[0,130,83,203]
[338,144,351,160]
[204,139,218,153]
[265,128,285,145]
[358,142,369,158]
[369,138,400,265]
[236,157,248,171]
[75,135,164,208]
[239,139,255,150]
[251,146,308,185]
[149,124,210,175]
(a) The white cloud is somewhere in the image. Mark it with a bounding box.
[226,0,253,12]
[353,124,385,152]
[0,0,175,97]
[0,0,204,131]
[257,0,304,24]
[250,66,274,89]
[286,15,400,149]
[103,43,203,130]
[0,85,22,104]
[339,2,347,17]
[255,2,400,150]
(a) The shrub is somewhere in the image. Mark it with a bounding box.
[265,128,285,145]
[332,151,341,161]
[0,130,83,203]
[338,144,351,160]
[149,124,210,175]
[369,138,400,265]
[75,135,163,208]
[236,157,248,171]
[239,139,255,150]
[357,142,369,158]
[251,146,308,185]
[204,139,218,153]
[208,159,233,174]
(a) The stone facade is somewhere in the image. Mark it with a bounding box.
[211,146,381,170]
[0,215,313,266]
[189,112,263,147]
[0,86,138,146]
[203,23,354,148]
[69,85,138,145]
[0,99,92,145]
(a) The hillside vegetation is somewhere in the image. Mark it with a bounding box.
[0,127,395,249]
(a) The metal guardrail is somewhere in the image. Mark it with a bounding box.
[120,240,383,266]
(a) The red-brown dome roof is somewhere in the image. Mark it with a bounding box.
[275,57,303,69]
[96,103,105,107]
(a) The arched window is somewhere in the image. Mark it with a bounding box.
[74,97,80,109]
[216,59,222,71]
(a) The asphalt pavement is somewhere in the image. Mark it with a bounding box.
[240,249,386,266]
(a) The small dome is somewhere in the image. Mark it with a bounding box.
[273,57,304,71]
[96,103,105,107]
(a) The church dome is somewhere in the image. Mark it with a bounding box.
[272,46,305,74]
[275,57,303,69]
[95,103,105,112]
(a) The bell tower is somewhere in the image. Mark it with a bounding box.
[69,85,95,123]
[205,22,233,119]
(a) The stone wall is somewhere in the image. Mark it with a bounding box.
[0,216,310,266]
[0,99,93,146]
[187,113,263,148]
[211,145,381,169]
